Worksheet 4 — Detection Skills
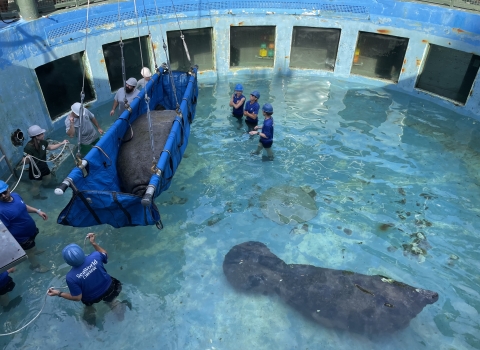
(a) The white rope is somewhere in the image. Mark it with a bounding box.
[0,286,68,337]
[9,142,69,193]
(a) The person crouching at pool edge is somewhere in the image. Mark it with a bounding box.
[244,90,260,131]
[48,233,127,324]
[249,103,274,161]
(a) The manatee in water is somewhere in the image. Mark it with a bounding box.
[223,241,438,335]
[117,110,178,195]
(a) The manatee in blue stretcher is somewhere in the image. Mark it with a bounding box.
[223,241,438,335]
[118,110,178,195]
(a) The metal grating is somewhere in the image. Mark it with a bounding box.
[45,2,370,44]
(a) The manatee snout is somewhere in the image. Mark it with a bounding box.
[416,289,439,304]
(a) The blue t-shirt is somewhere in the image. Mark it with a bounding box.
[66,251,112,302]
[0,193,37,243]
[244,101,260,125]
[232,94,245,116]
[260,117,274,145]
[0,271,9,289]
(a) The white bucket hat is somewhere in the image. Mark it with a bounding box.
[28,125,46,138]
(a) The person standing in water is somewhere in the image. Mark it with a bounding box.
[229,84,246,119]
[48,233,125,324]
[244,90,260,131]
[249,103,274,160]
[23,125,69,199]
[0,180,50,272]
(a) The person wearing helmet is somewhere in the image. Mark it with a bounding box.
[110,77,140,117]
[229,83,246,119]
[23,125,69,199]
[137,67,152,91]
[249,103,274,160]
[0,180,50,272]
[244,90,260,131]
[66,103,104,155]
[48,233,124,323]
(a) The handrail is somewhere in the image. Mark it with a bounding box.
[1,0,478,19]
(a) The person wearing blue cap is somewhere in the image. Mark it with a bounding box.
[229,84,246,119]
[244,90,260,131]
[0,180,50,272]
[48,233,124,324]
[249,103,275,160]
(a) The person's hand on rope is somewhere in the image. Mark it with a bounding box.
[61,140,69,145]
[87,232,96,244]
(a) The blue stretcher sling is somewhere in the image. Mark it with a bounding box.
[57,67,198,229]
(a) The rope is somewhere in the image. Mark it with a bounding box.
[133,0,156,164]
[169,0,191,65]
[117,0,129,110]
[77,0,91,159]
[9,142,70,192]
[141,0,158,70]
[0,286,68,337]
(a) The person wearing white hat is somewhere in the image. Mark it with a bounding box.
[23,125,69,199]
[110,77,140,117]
[66,103,104,155]
[136,67,152,92]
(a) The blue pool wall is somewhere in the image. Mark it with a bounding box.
[0,0,479,178]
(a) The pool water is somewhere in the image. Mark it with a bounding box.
[1,75,480,349]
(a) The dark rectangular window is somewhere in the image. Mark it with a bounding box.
[167,27,214,71]
[351,32,409,83]
[102,36,151,92]
[290,27,341,71]
[35,52,95,120]
[230,26,275,68]
[416,44,480,104]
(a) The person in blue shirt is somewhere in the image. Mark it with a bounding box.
[0,268,17,309]
[0,180,50,272]
[48,233,124,324]
[244,90,260,131]
[249,103,275,160]
[229,84,246,119]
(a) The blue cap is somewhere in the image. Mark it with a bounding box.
[62,244,85,267]
[235,84,243,92]
[251,90,260,99]
[0,180,8,193]
[262,103,273,114]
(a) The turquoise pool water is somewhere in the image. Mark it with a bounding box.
[1,75,479,349]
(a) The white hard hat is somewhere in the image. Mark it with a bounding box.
[28,125,46,138]
[141,67,152,78]
[126,77,137,87]
[71,102,82,116]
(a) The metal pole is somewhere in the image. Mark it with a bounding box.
[16,0,39,20]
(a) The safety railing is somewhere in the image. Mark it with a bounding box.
[400,0,479,11]
[0,0,108,19]
[1,0,478,22]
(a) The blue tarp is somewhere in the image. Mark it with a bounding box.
[57,67,198,228]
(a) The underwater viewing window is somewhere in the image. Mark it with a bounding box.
[35,51,94,119]
[416,44,480,104]
[102,36,151,92]
[290,27,341,71]
[167,27,214,72]
[350,32,409,83]
[230,26,275,68]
